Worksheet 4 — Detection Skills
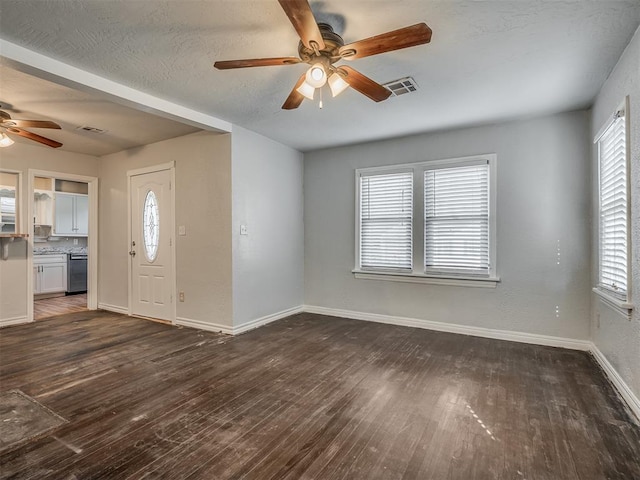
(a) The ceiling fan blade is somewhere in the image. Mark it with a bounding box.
[282,73,307,110]
[214,57,301,69]
[338,66,391,102]
[277,0,325,50]
[7,127,62,148]
[339,23,432,60]
[3,119,61,129]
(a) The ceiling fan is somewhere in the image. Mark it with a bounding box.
[214,0,432,110]
[0,109,63,148]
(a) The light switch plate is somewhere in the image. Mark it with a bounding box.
[178,225,186,236]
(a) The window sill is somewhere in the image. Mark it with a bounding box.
[352,270,499,288]
[592,287,633,319]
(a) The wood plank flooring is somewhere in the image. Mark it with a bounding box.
[1,311,639,479]
[34,294,87,321]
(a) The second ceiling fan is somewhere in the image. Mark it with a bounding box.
[0,109,62,148]
[214,0,432,109]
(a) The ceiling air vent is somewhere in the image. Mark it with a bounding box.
[76,125,107,134]
[382,77,419,97]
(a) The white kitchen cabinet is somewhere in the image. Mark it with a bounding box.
[34,254,67,294]
[54,193,88,236]
[55,193,74,234]
[74,195,89,235]
[34,190,54,226]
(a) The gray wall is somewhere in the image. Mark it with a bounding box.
[591,26,640,399]
[98,131,234,328]
[0,142,99,325]
[304,111,592,340]
[231,126,304,327]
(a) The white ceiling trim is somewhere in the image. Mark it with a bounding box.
[0,38,232,134]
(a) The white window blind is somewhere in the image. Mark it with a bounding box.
[424,163,489,274]
[360,171,413,270]
[598,114,627,297]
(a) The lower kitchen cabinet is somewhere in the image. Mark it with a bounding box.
[34,254,67,294]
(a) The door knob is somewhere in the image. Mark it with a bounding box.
[129,250,136,257]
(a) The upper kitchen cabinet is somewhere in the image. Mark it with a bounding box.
[53,179,89,237]
[34,191,54,227]
[34,177,54,227]
[54,192,88,236]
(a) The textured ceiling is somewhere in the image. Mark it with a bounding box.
[0,64,200,156]
[0,0,638,152]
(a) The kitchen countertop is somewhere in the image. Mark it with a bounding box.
[34,247,87,255]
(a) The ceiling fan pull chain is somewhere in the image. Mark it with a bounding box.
[319,87,323,109]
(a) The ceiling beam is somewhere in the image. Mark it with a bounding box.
[0,38,232,134]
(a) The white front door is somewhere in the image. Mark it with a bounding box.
[129,169,174,321]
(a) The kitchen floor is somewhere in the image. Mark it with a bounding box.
[34,293,87,320]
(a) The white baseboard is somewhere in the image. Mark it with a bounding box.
[590,344,640,422]
[176,305,304,336]
[0,316,31,328]
[302,305,592,351]
[97,303,129,315]
[175,316,234,335]
[233,305,304,335]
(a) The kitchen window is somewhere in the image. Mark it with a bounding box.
[0,171,19,234]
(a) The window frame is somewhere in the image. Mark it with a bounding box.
[357,167,414,273]
[354,154,498,287]
[593,96,633,316]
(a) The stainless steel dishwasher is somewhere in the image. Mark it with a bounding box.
[67,253,87,293]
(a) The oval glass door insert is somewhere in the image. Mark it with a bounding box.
[143,190,159,262]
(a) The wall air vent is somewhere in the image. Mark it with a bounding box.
[382,77,419,97]
[76,126,107,134]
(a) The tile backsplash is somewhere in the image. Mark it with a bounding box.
[34,236,88,251]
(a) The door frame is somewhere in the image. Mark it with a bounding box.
[126,161,176,323]
[27,169,99,322]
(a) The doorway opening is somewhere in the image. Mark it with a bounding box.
[27,170,98,322]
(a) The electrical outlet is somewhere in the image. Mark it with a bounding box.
[73,238,78,245]
[240,225,248,235]
[179,291,185,302]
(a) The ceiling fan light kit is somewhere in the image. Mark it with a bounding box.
[0,132,15,147]
[306,63,327,88]
[213,0,432,110]
[296,80,316,100]
[328,72,349,97]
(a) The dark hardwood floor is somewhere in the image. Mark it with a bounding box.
[1,310,639,479]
